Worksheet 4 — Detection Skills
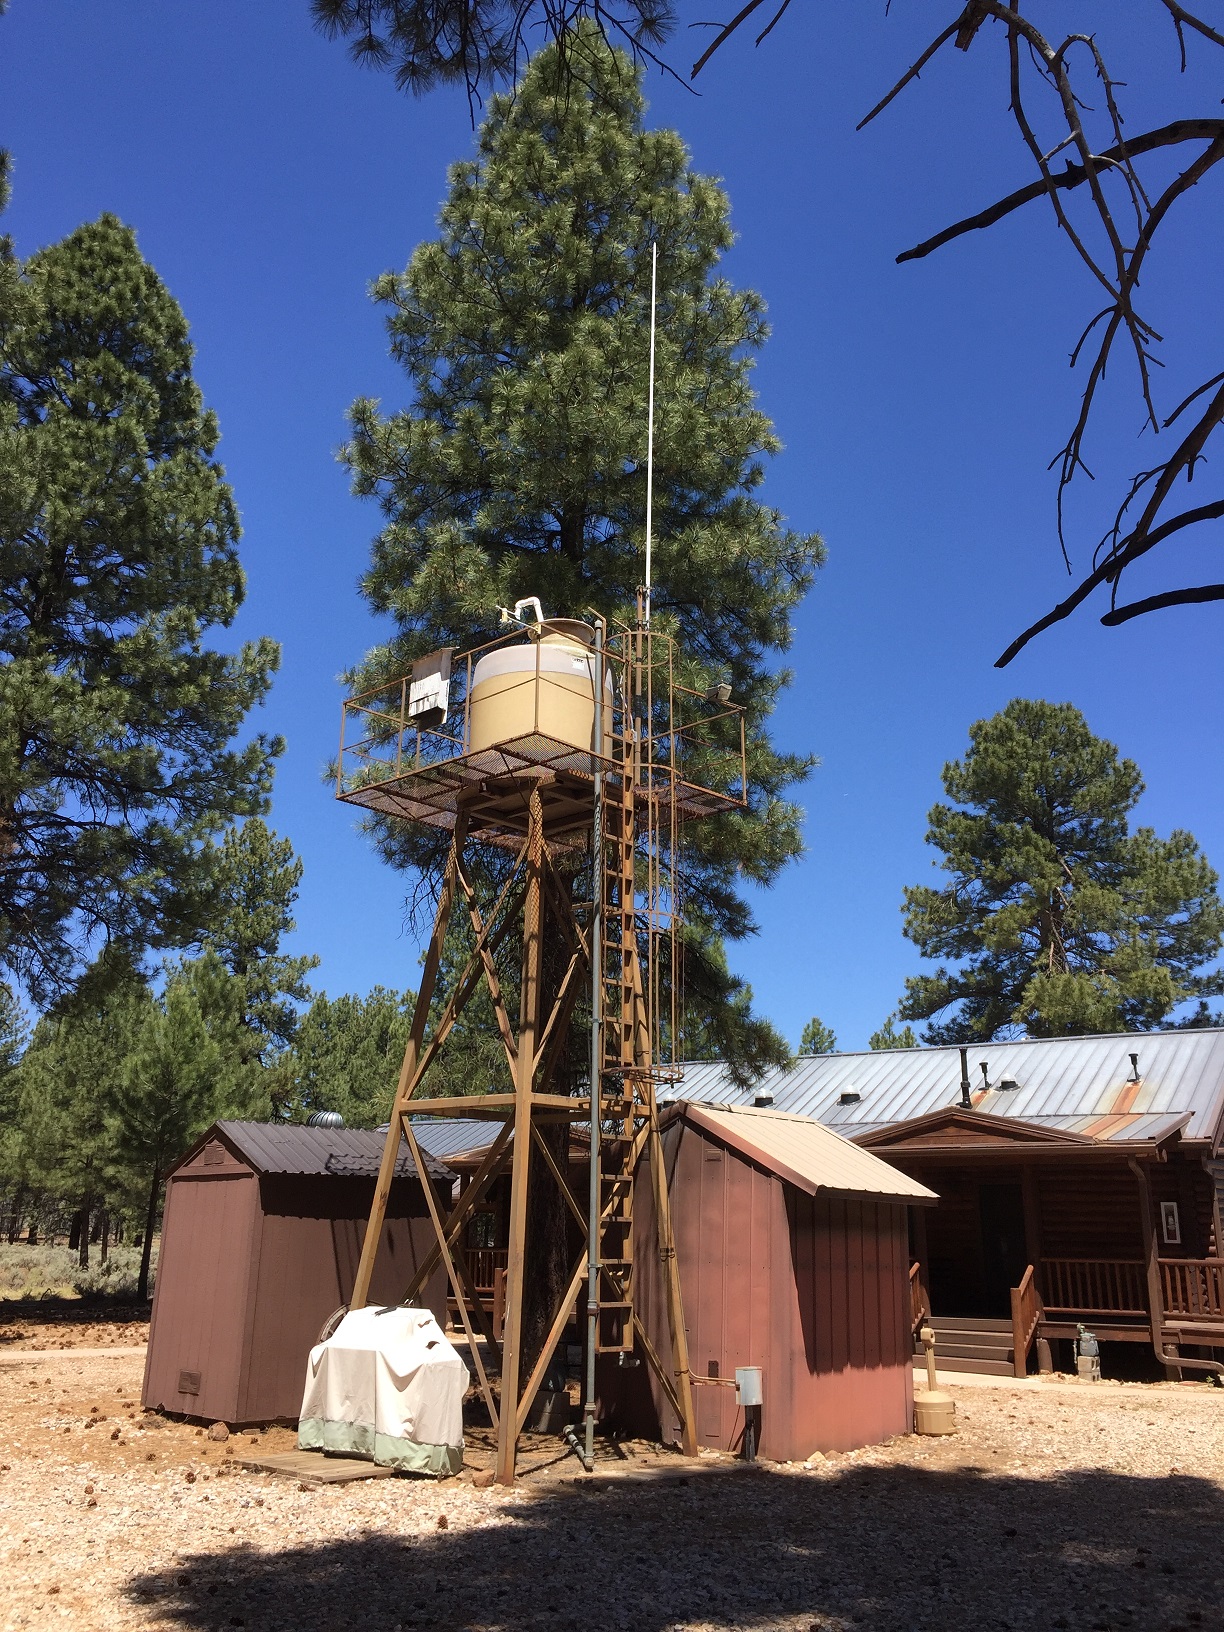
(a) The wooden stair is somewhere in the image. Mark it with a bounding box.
[916,1315,1016,1376]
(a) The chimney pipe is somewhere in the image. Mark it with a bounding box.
[958,1047,973,1109]
[1129,1051,1140,1083]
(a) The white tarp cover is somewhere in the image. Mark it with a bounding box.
[298,1305,467,1476]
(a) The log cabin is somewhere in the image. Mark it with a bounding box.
[677,1028,1224,1379]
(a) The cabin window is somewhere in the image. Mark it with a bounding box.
[469,1209,498,1249]
[1160,1201,1181,1246]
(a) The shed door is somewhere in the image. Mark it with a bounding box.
[143,1173,258,1422]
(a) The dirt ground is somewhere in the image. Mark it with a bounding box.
[0,1303,150,1352]
[1,1330,1222,1632]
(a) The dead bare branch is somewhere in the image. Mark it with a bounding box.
[1100,582,1224,625]
[897,121,1224,262]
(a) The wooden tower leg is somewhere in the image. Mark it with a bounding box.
[629,948,698,1458]
[647,1096,698,1456]
[350,815,467,1312]
[495,788,545,1485]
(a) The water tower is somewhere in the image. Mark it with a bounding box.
[335,595,746,1483]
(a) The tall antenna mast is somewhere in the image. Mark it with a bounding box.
[643,240,657,629]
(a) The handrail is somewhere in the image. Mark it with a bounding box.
[1039,1256,1148,1316]
[462,1246,509,1295]
[1010,1263,1043,1378]
[1159,1257,1224,1320]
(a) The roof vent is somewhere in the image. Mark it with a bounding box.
[307,1110,345,1129]
[753,1091,774,1108]
[998,1075,1019,1091]
[838,1089,861,1106]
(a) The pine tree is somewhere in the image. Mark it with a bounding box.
[799,1016,837,1055]
[107,977,223,1300]
[183,819,318,1113]
[287,985,414,1126]
[0,981,28,1218]
[0,213,281,1002]
[868,1015,916,1050]
[898,700,1224,1043]
[16,951,152,1268]
[342,27,822,1071]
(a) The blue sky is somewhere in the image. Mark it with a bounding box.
[3,2,1221,1050]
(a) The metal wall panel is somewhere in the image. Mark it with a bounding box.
[608,1113,914,1460]
[142,1168,260,1423]
[144,1167,445,1426]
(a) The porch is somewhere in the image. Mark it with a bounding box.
[910,1254,1224,1376]
[447,1246,509,1341]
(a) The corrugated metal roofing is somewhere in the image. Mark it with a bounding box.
[402,1117,592,1162]
[212,1121,451,1183]
[672,1027,1224,1145]
[408,1119,501,1163]
[681,1103,937,1203]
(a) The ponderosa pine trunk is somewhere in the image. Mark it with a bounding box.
[137,1167,159,1302]
[6,1185,25,1245]
[77,1196,92,1270]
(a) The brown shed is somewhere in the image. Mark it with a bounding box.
[605,1102,936,1461]
[142,1122,450,1427]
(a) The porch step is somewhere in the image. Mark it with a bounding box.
[924,1316,1012,1333]
[924,1355,1016,1378]
[916,1316,1016,1376]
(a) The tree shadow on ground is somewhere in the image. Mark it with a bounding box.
[127,1461,1220,1632]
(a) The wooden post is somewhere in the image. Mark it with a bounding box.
[495,788,544,1486]
[1021,1163,1042,1267]
[647,1104,698,1456]
[1131,1157,1178,1380]
[350,814,467,1312]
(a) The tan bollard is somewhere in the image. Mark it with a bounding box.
[913,1323,955,1435]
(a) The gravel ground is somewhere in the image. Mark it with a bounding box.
[1,1344,1222,1632]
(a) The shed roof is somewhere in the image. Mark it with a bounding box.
[406,1119,502,1164]
[673,1027,1224,1147]
[677,1103,937,1205]
[195,1122,452,1185]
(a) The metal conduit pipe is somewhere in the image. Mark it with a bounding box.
[581,615,606,1470]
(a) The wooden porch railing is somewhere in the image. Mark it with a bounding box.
[463,1246,509,1294]
[1010,1264,1043,1378]
[1039,1257,1148,1317]
[1160,1257,1224,1321]
[909,1261,931,1334]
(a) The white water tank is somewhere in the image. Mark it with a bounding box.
[468,619,613,755]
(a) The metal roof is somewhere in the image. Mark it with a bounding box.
[401,1117,592,1164]
[407,1118,502,1164]
[212,1121,452,1183]
[671,1027,1224,1146]
[680,1103,937,1204]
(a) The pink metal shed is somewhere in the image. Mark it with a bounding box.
[143,1122,450,1427]
[604,1101,936,1461]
